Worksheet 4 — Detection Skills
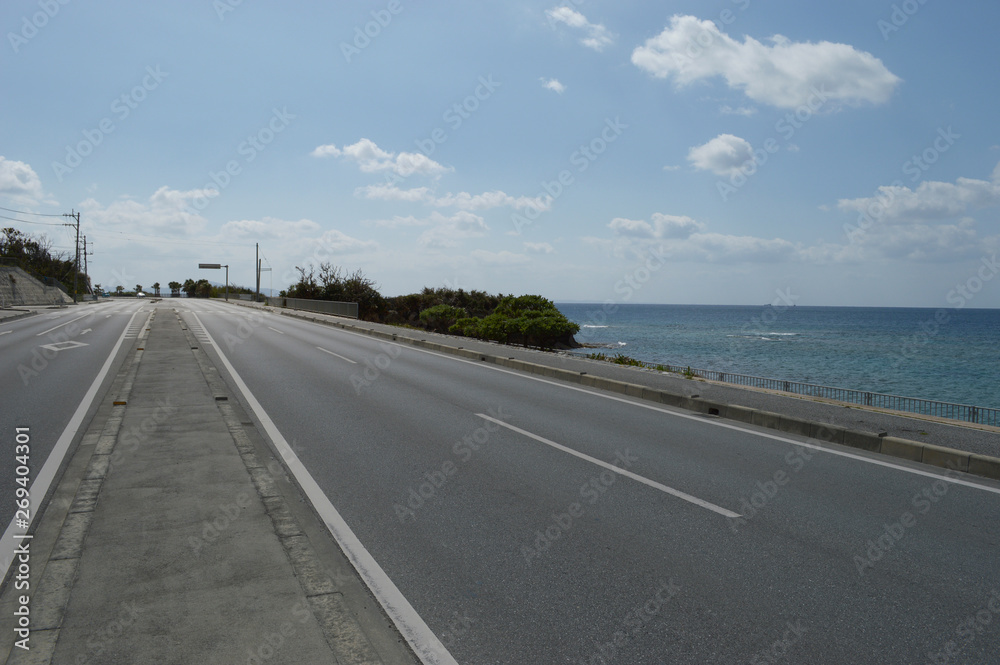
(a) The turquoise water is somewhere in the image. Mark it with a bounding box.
[555,303,1000,409]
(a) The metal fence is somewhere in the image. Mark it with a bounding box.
[265,296,359,319]
[646,363,999,427]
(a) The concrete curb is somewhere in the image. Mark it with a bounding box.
[248,304,1000,483]
[0,309,39,324]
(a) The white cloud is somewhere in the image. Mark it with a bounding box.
[364,215,428,229]
[80,186,214,237]
[220,217,321,239]
[357,184,550,212]
[418,211,490,249]
[0,156,51,205]
[632,15,900,109]
[719,105,757,116]
[357,184,434,202]
[610,213,706,240]
[524,241,555,254]
[471,249,530,265]
[546,6,614,51]
[312,138,451,177]
[687,134,754,176]
[837,163,1000,224]
[541,77,566,93]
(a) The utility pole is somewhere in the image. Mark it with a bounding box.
[62,210,80,302]
[82,236,88,290]
[255,242,260,302]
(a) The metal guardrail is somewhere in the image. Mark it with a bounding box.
[650,363,998,427]
[265,296,359,319]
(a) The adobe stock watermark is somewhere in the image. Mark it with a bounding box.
[242,602,314,665]
[185,107,295,214]
[340,0,403,63]
[877,253,996,378]
[108,395,179,471]
[70,601,143,665]
[188,490,253,556]
[727,437,825,533]
[351,341,403,394]
[52,66,168,182]
[574,245,667,347]
[414,75,501,158]
[717,86,829,202]
[878,0,930,40]
[725,286,800,358]
[213,0,245,21]
[666,0,752,67]
[925,590,1000,665]
[576,579,680,665]
[747,619,808,665]
[7,0,71,54]
[844,126,959,244]
[853,466,961,575]
[521,449,639,565]
[511,116,627,235]
[393,408,508,522]
[17,308,99,385]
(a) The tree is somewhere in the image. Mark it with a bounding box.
[419,304,466,333]
[115,285,125,296]
[152,282,160,296]
[168,281,181,297]
[135,284,143,294]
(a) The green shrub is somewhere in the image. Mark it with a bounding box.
[419,304,466,333]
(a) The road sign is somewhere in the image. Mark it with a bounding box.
[198,263,222,269]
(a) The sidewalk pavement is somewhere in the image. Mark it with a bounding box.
[1,304,414,664]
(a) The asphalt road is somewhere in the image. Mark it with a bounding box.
[0,300,148,549]
[160,301,1000,662]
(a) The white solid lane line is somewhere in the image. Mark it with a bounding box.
[1,309,146,577]
[316,346,357,364]
[191,313,457,665]
[478,414,741,519]
[268,326,285,334]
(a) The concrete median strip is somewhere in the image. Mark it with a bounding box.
[0,306,414,664]
[236,302,1000,483]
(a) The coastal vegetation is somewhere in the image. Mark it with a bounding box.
[281,262,580,350]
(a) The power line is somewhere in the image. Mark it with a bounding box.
[85,228,255,248]
[0,205,64,217]
[0,214,67,226]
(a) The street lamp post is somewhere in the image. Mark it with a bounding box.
[198,263,229,301]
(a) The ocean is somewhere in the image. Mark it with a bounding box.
[555,303,1000,410]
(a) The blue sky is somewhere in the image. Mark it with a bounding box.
[2,0,999,307]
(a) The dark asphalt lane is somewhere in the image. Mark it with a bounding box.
[0,300,148,542]
[183,300,1000,664]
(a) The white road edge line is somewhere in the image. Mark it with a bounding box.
[316,346,357,364]
[1,309,150,577]
[191,313,457,665]
[325,326,1000,496]
[267,326,285,334]
[0,330,11,336]
[35,312,93,336]
[478,414,741,518]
